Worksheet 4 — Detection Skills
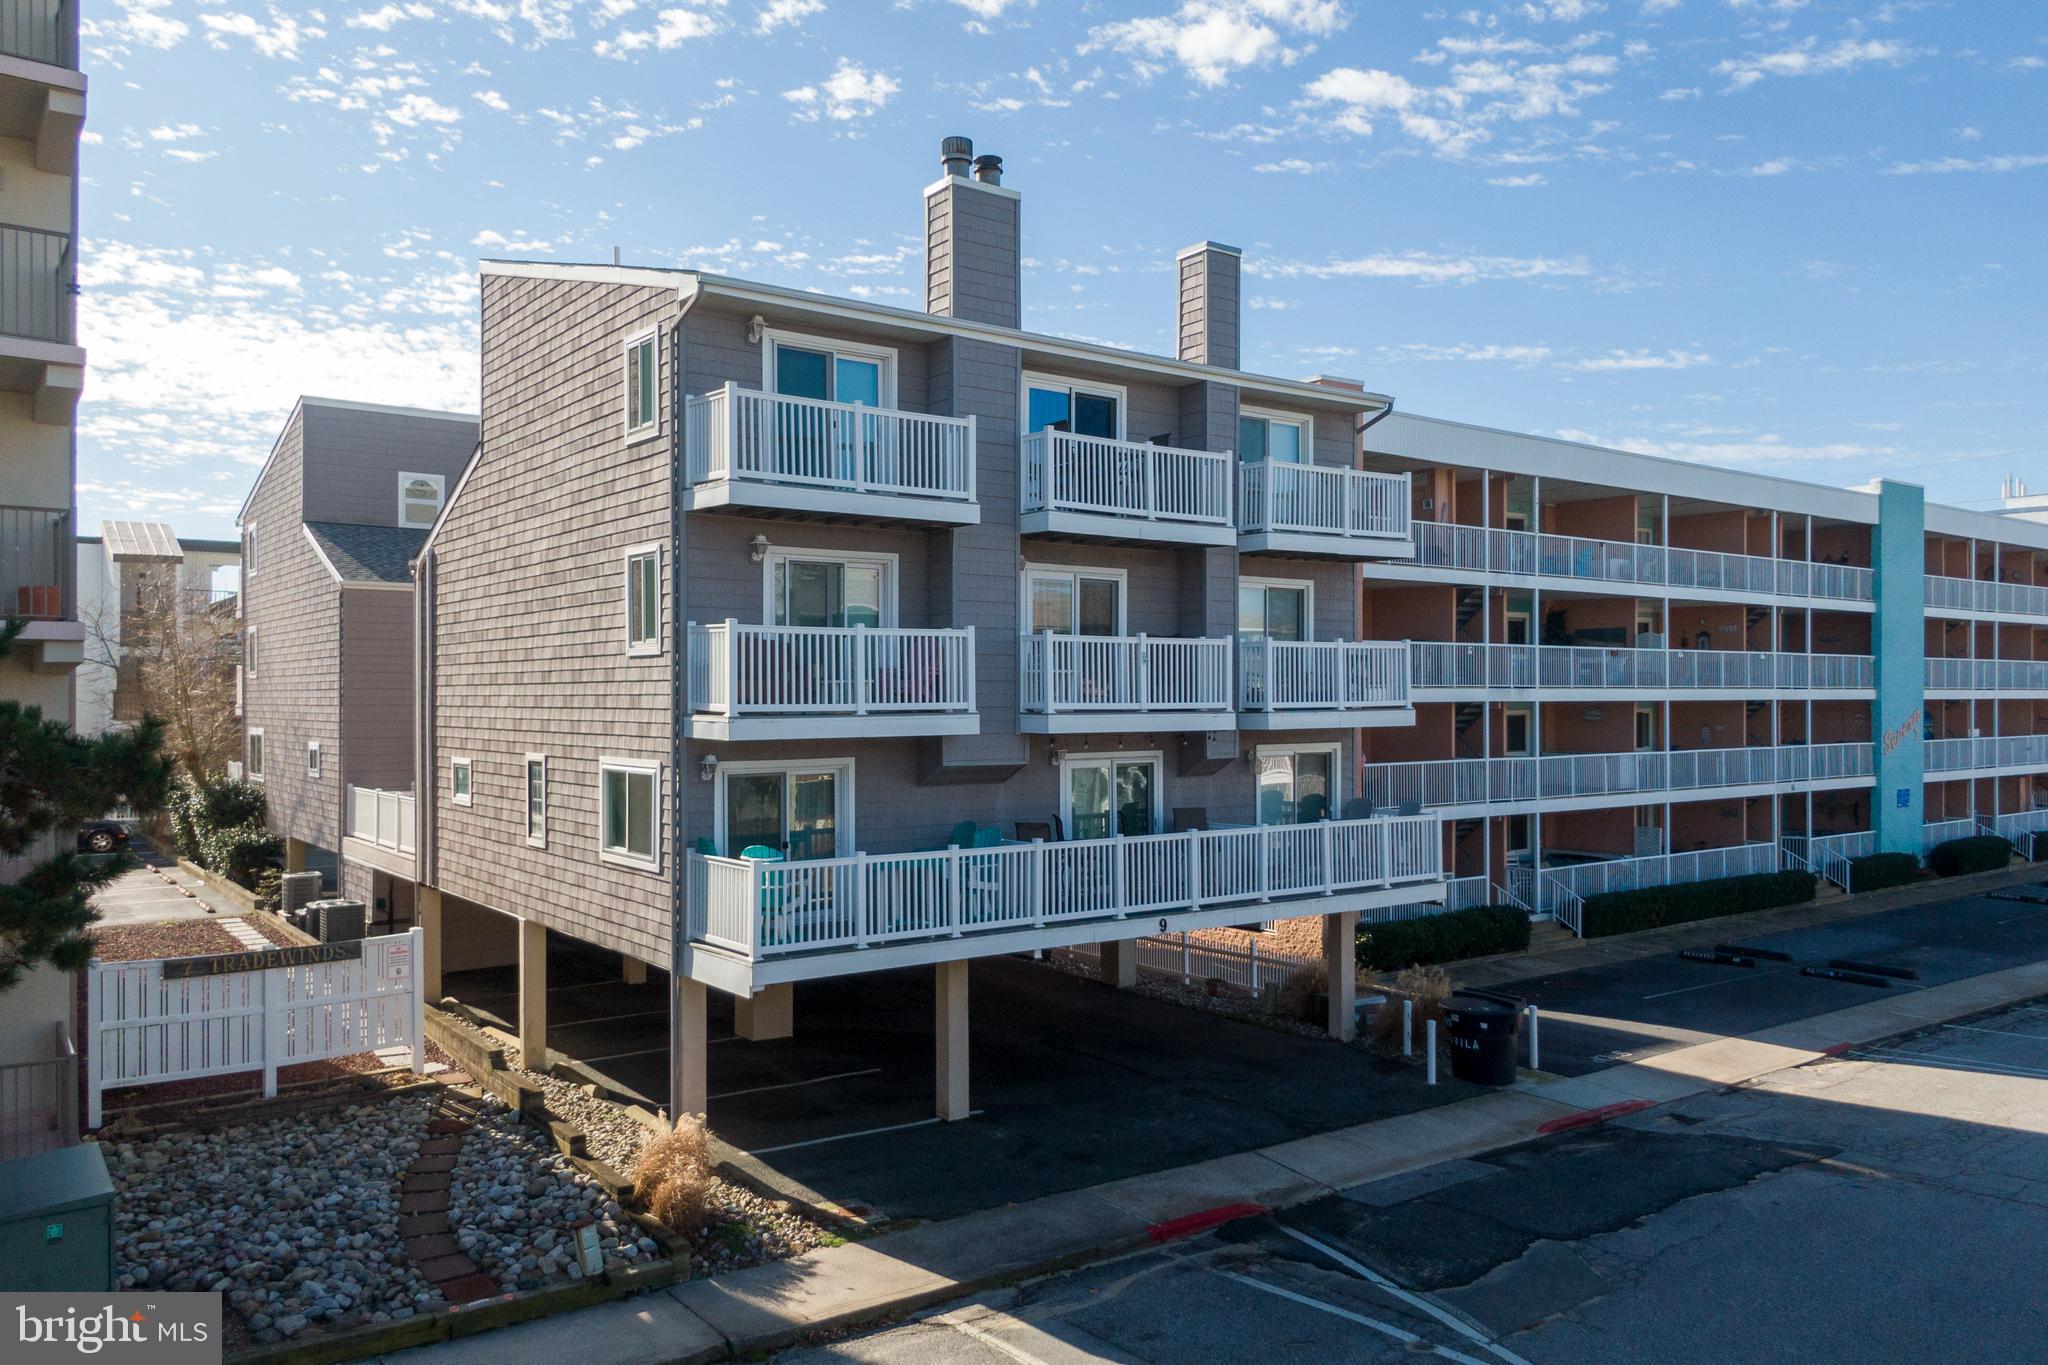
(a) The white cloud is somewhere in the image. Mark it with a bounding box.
[1085,1,1348,89]
[1716,37,1921,91]
[1640,0,1681,13]
[1727,0,1806,11]
[948,0,1034,17]
[783,59,901,121]
[1253,250,1595,286]
[199,9,324,61]
[1744,157,1793,176]
[87,0,190,50]
[755,0,824,32]
[347,3,437,31]
[1659,85,1701,100]
[1520,0,1604,20]
[1386,342,1554,363]
[148,122,207,142]
[1885,153,2048,175]
[470,229,554,251]
[1564,349,1712,372]
[2009,56,2046,72]
[385,93,462,126]
[1488,172,1547,186]
[473,89,511,111]
[1304,48,1618,156]
[1252,157,1320,173]
[1553,428,1900,471]
[595,6,725,58]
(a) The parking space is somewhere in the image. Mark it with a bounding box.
[1491,885,2048,1075]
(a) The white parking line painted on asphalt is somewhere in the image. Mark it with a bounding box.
[709,1068,882,1101]
[1941,1022,2048,1044]
[1220,1272,1492,1365]
[580,1045,671,1065]
[745,1111,984,1156]
[558,1008,672,1028]
[1280,1226,1535,1365]
[1642,963,1805,1001]
[1850,1046,2048,1081]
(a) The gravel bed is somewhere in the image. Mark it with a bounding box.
[103,1098,442,1345]
[448,1097,658,1291]
[1043,949,1328,1038]
[90,918,247,962]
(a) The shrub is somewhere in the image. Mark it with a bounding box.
[1367,964,1452,1050]
[1277,962,1328,1024]
[167,776,280,889]
[1356,904,1531,971]
[1580,870,1816,939]
[1928,835,2011,878]
[631,1116,715,1232]
[1847,852,1919,892]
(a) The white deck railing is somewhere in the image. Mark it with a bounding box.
[1020,429,1232,528]
[1408,643,1873,692]
[689,622,976,718]
[1925,657,2048,691]
[1238,461,1409,541]
[1924,734,2048,774]
[0,1023,77,1163]
[1360,741,1874,811]
[1539,843,1781,925]
[1019,632,1232,715]
[1989,808,2048,859]
[1409,521,1875,603]
[1783,829,1876,891]
[1922,818,1982,852]
[1926,574,2048,619]
[1239,638,1408,712]
[685,383,976,505]
[346,785,414,853]
[686,815,1442,961]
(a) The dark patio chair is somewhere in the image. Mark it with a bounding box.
[1171,806,1207,833]
[1015,818,1062,843]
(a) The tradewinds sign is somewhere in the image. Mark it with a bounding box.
[158,943,360,981]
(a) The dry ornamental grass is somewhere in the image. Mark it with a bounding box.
[1368,964,1453,1050]
[630,1115,716,1233]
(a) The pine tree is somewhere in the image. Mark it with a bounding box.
[0,621,172,989]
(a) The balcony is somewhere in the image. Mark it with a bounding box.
[1926,574,2048,621]
[1405,522,1874,605]
[0,1,75,68]
[686,621,977,741]
[1237,460,1412,558]
[1018,632,1234,733]
[0,3,84,177]
[1019,429,1234,547]
[1238,638,1412,730]
[1360,741,1874,814]
[682,383,977,525]
[1409,642,1874,695]
[344,785,415,878]
[0,226,81,425]
[1926,657,2048,695]
[684,814,1443,986]
[1924,734,2048,776]
[0,504,78,671]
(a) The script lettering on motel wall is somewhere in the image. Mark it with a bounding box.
[160,942,363,980]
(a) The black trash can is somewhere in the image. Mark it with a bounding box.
[1443,990,1524,1086]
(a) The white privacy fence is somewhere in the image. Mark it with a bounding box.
[1020,430,1232,528]
[1541,844,1780,933]
[1410,521,1874,603]
[1926,574,2048,620]
[1019,632,1233,715]
[86,930,425,1127]
[685,383,977,505]
[1360,742,1874,811]
[1408,643,1873,693]
[346,786,415,853]
[1238,461,1409,541]
[1924,734,2048,774]
[1925,657,2048,692]
[1062,935,1321,997]
[1239,638,1409,712]
[690,621,976,718]
[687,815,1442,962]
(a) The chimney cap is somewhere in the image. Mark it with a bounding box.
[1177,240,1243,260]
[940,136,974,177]
[972,153,1003,185]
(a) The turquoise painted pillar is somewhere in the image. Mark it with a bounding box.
[1871,480,1926,855]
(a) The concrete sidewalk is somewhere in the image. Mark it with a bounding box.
[380,946,2048,1365]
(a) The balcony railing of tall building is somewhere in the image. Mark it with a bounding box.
[1409,642,1873,693]
[0,1022,77,1162]
[1019,632,1234,720]
[1020,429,1233,538]
[1540,842,1781,933]
[1988,808,2048,860]
[1926,657,2048,692]
[688,622,977,736]
[1924,734,2048,775]
[1238,638,1409,716]
[0,504,69,620]
[1407,521,1874,603]
[1925,573,2048,620]
[1361,741,1874,812]
[0,0,77,69]
[1237,460,1410,548]
[346,786,415,854]
[0,226,71,344]
[683,383,977,514]
[686,814,1442,966]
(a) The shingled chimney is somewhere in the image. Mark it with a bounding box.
[924,135,1021,329]
[1176,240,1242,370]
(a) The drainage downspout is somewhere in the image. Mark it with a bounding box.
[666,284,700,1127]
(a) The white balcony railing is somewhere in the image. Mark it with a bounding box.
[686,815,1442,961]
[1924,734,2048,774]
[1238,461,1410,542]
[1926,574,2048,620]
[1020,430,1232,529]
[1408,642,1873,693]
[1539,842,1781,922]
[347,786,415,853]
[1925,657,2048,692]
[1239,638,1409,713]
[1019,632,1233,715]
[1922,818,1982,852]
[1360,742,1875,812]
[689,622,975,718]
[684,383,975,505]
[1408,521,1875,603]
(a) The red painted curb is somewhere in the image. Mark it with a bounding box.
[1538,1100,1655,1135]
[1146,1202,1267,1243]
[1821,1042,1853,1056]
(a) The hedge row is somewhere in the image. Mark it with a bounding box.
[1848,852,1919,893]
[1579,870,1817,939]
[1357,904,1531,971]
[1928,835,2011,878]
[168,778,280,891]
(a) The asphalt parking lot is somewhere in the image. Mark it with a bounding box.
[1490,884,2048,1076]
[446,941,1477,1220]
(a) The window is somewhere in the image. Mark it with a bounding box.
[306,741,322,778]
[1238,409,1309,464]
[247,729,265,782]
[245,625,258,677]
[1238,578,1312,643]
[1024,375,1124,440]
[525,755,547,847]
[399,472,446,528]
[1061,753,1160,840]
[1504,707,1532,756]
[769,334,891,408]
[451,757,473,807]
[625,547,661,654]
[600,760,661,870]
[243,526,257,580]
[716,759,853,860]
[765,549,894,628]
[1255,745,1340,825]
[1635,706,1657,752]
[1024,566,1125,635]
[625,333,658,437]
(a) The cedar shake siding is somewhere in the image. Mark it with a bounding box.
[425,273,678,968]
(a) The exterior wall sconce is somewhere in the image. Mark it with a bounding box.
[699,754,719,782]
[749,534,770,563]
[747,315,766,344]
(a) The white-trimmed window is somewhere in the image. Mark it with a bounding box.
[245,625,258,677]
[247,729,265,782]
[451,756,473,807]
[1024,373,1126,440]
[399,471,446,528]
[765,548,896,628]
[1238,576,1314,643]
[1023,564,1127,636]
[525,754,547,847]
[1059,751,1161,840]
[306,741,322,779]
[1239,408,1310,464]
[625,332,658,438]
[600,759,662,871]
[243,526,257,580]
[766,329,895,410]
[1254,744,1341,825]
[715,758,854,861]
[625,546,662,655]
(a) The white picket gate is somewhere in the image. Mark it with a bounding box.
[85,929,425,1127]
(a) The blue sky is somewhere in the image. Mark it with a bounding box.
[75,0,2046,539]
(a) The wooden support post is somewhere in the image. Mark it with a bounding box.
[735,982,793,1040]
[1099,938,1137,989]
[416,885,443,1003]
[671,975,707,1121]
[1324,910,1359,1042]
[935,959,970,1122]
[518,917,549,1070]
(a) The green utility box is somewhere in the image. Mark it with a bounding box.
[0,1143,116,1291]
